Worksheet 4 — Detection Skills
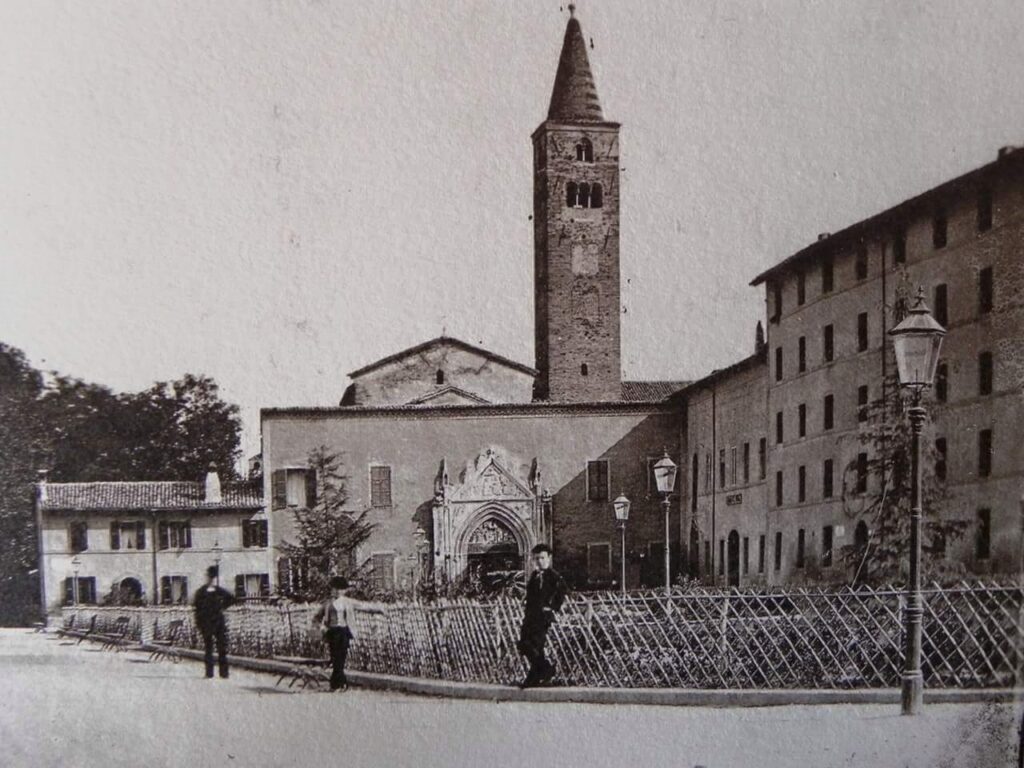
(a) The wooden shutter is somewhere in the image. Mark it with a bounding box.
[180,577,188,604]
[277,558,291,595]
[234,574,245,598]
[184,522,192,548]
[64,577,74,605]
[304,470,317,508]
[160,576,171,605]
[136,520,146,550]
[258,520,268,548]
[259,574,270,597]
[158,522,169,550]
[110,521,120,550]
[271,470,287,510]
[241,520,251,548]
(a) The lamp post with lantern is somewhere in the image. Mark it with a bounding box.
[412,526,428,598]
[70,555,81,606]
[888,287,946,716]
[612,494,631,594]
[652,451,678,595]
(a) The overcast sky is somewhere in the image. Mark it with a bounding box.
[3,1,1023,461]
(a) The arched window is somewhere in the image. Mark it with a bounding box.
[436,370,444,385]
[578,182,591,209]
[590,182,603,208]
[566,182,579,208]
[575,138,594,162]
[580,363,589,376]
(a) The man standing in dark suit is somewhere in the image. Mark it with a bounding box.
[193,565,236,679]
[517,543,567,688]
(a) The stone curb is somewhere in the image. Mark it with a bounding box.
[137,643,1022,707]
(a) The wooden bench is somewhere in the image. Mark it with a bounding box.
[273,656,330,690]
[98,616,133,652]
[148,619,185,663]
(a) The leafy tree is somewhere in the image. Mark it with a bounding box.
[0,344,49,624]
[842,373,968,585]
[278,446,375,602]
[44,373,242,482]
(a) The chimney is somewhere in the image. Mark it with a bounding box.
[817,232,831,241]
[37,469,48,503]
[204,463,222,504]
[998,145,1020,160]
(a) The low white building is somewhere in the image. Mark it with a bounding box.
[36,469,269,619]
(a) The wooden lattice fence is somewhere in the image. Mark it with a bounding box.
[62,581,1023,689]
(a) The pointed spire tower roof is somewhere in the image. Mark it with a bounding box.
[547,5,604,123]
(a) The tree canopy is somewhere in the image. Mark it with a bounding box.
[0,341,244,624]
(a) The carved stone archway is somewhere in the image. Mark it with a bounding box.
[432,447,550,580]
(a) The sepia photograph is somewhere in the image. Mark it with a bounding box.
[1,1,1022,766]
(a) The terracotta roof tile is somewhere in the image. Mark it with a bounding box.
[620,381,688,402]
[40,480,262,512]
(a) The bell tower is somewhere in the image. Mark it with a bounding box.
[533,5,621,402]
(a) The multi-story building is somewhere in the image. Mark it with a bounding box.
[35,469,268,617]
[743,146,1024,583]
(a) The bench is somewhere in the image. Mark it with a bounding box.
[98,616,133,652]
[148,619,185,663]
[273,656,330,690]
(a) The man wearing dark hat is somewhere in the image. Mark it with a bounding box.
[193,565,236,679]
[517,543,567,688]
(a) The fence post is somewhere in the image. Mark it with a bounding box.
[719,594,729,675]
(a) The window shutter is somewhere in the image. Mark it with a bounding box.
[234,574,245,598]
[241,520,251,548]
[110,521,120,550]
[271,470,287,511]
[64,577,73,605]
[184,522,192,548]
[161,576,171,605]
[158,522,169,550]
[180,577,189,604]
[305,470,317,509]
[259,574,270,597]
[277,558,291,595]
[136,520,146,550]
[259,520,268,548]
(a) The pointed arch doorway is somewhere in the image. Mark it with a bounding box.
[465,517,523,590]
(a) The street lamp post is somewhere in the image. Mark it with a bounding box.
[70,555,81,607]
[212,540,223,587]
[413,526,428,598]
[612,494,631,594]
[888,287,946,717]
[653,452,679,595]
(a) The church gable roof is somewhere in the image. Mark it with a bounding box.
[347,336,537,379]
[546,8,604,123]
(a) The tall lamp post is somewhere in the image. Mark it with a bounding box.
[612,494,631,594]
[70,555,81,607]
[413,526,428,598]
[212,540,223,587]
[653,452,679,595]
[888,287,945,716]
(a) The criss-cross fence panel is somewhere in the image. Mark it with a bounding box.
[61,581,1022,689]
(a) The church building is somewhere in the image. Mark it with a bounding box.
[262,8,686,592]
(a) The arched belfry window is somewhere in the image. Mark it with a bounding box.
[566,181,603,209]
[576,139,594,163]
[436,370,444,385]
[580,363,589,376]
[578,182,591,208]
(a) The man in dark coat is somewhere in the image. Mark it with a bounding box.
[517,543,567,688]
[193,565,236,679]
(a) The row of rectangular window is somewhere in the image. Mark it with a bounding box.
[701,438,768,495]
[935,351,995,402]
[60,571,271,606]
[775,262,994,325]
[67,519,268,554]
[773,428,993,508]
[272,466,392,510]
